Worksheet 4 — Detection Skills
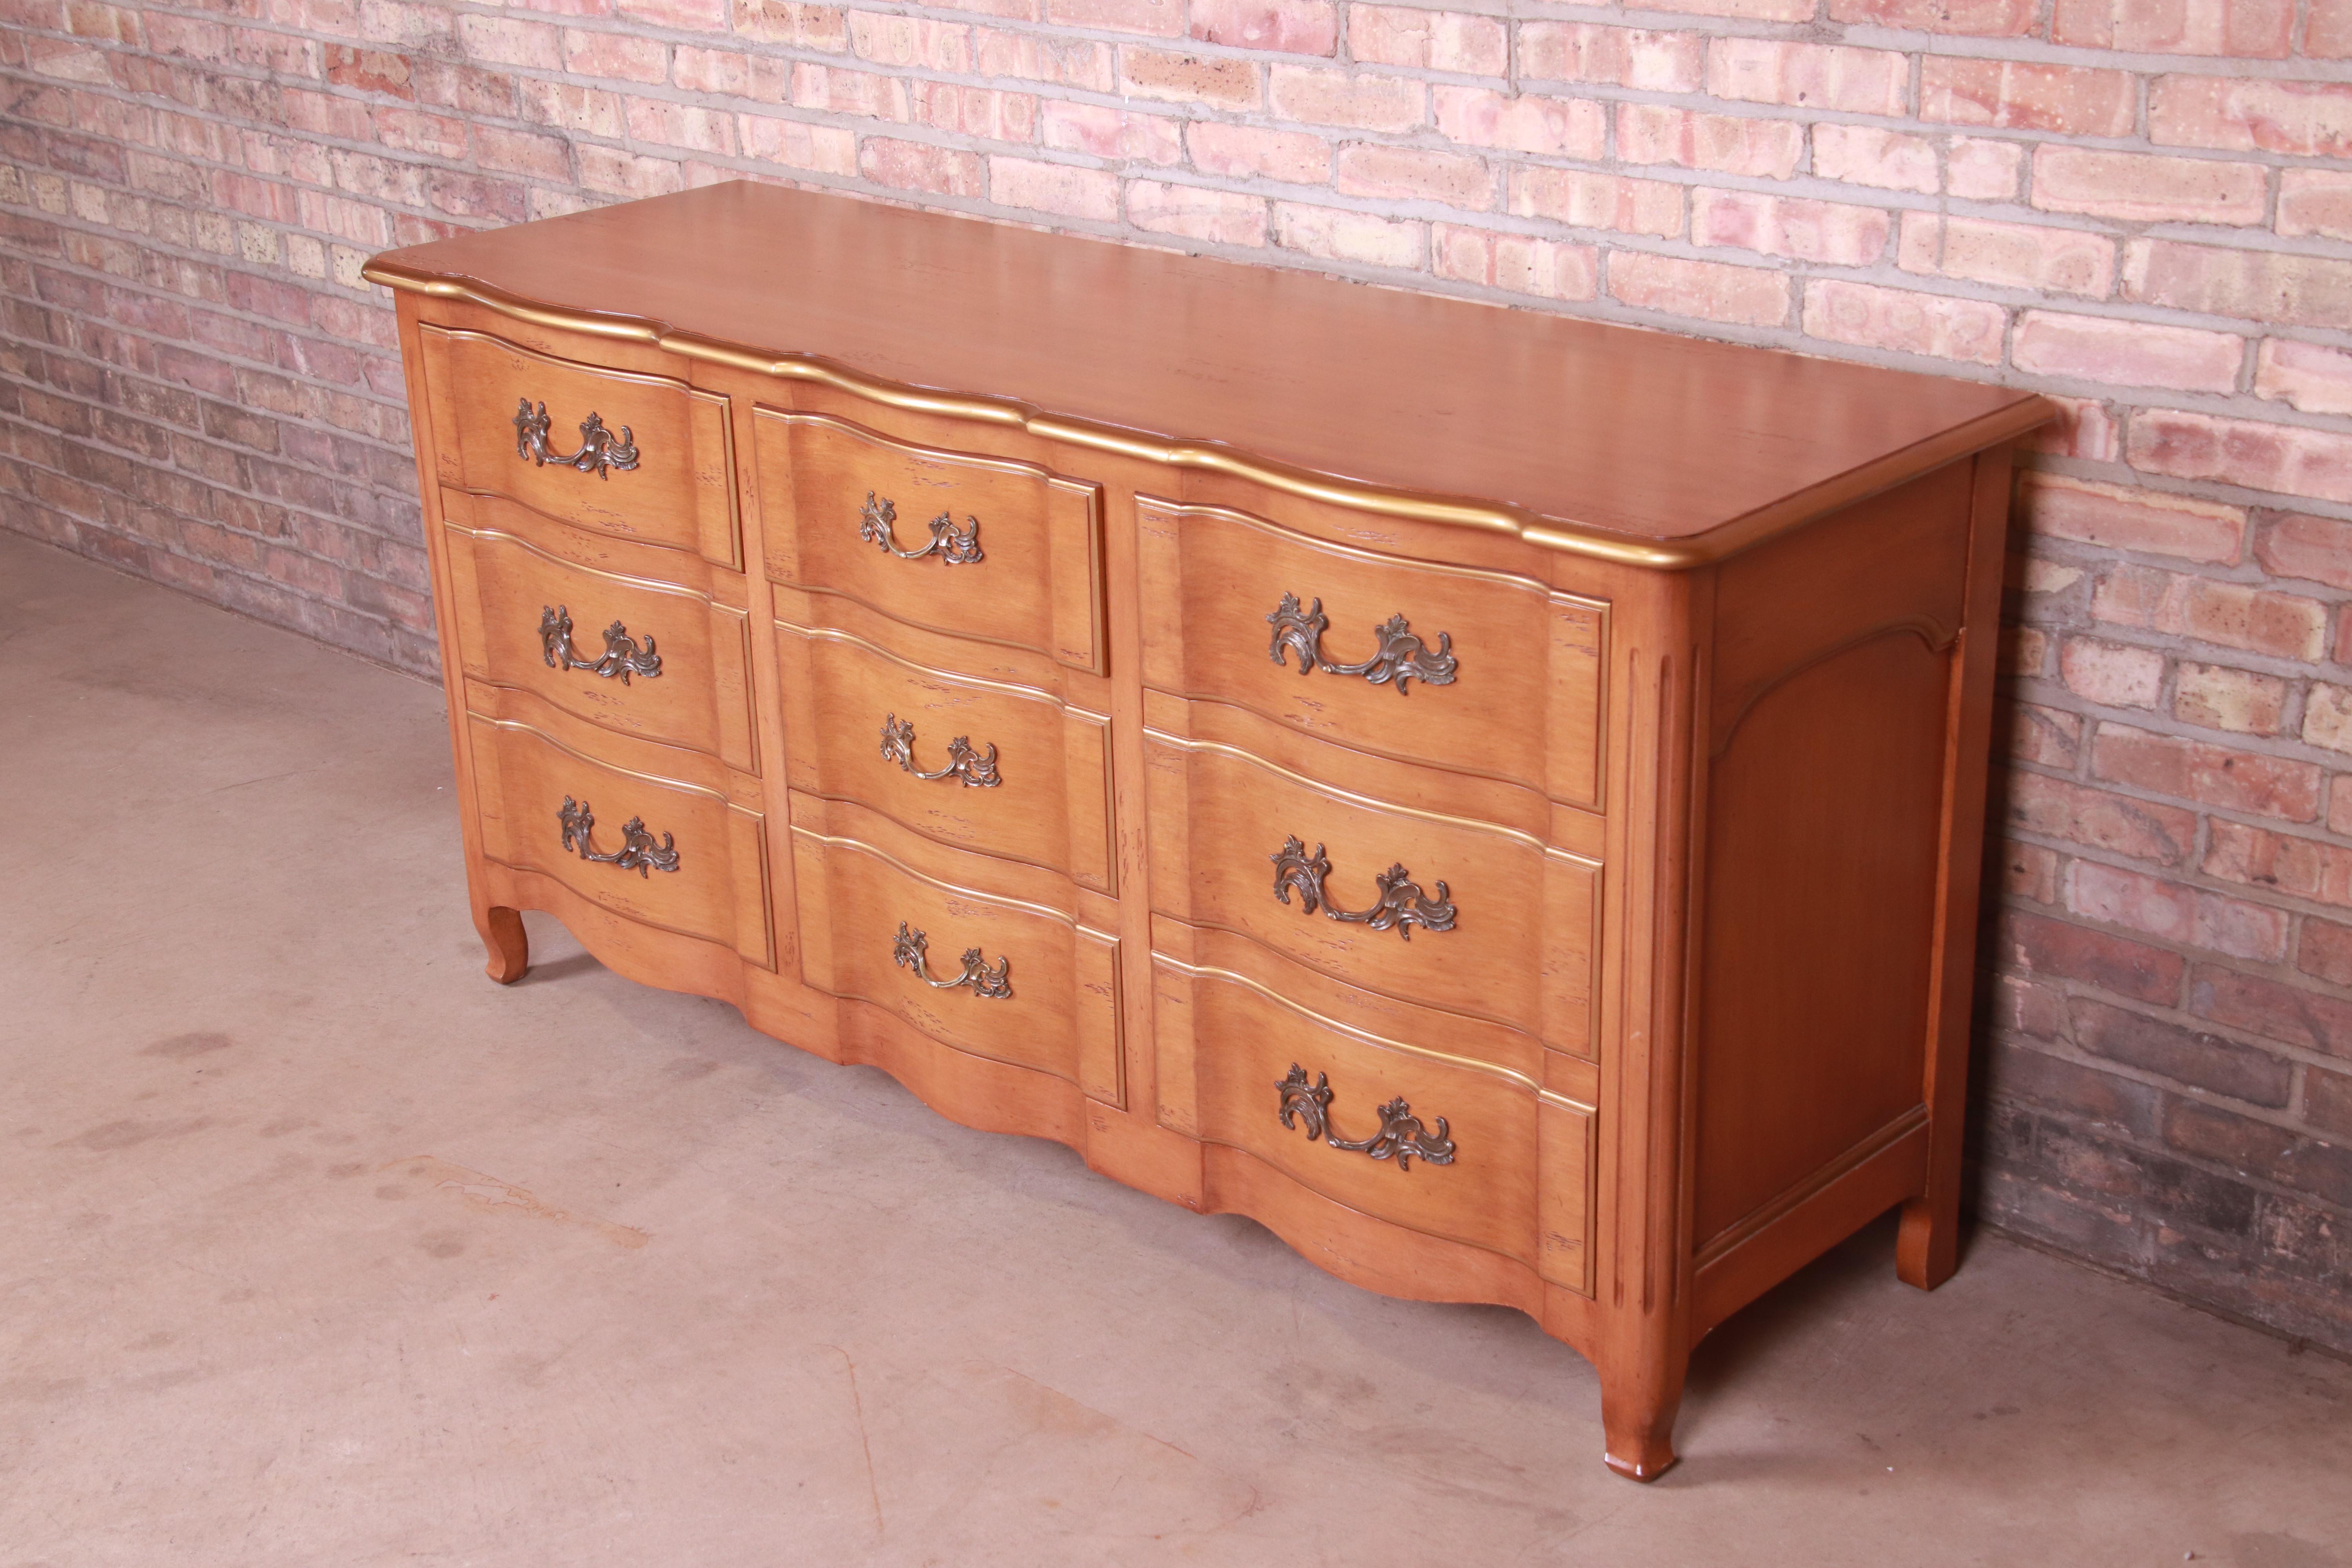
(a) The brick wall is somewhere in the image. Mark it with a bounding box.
[4,0,2348,1345]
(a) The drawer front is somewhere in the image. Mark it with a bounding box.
[420,325,738,564]
[466,713,771,966]
[791,820,1122,1104]
[443,497,755,772]
[1155,956,1583,1274]
[1145,729,1598,1051]
[755,409,1105,673]
[1136,497,1606,808]
[776,620,1113,893]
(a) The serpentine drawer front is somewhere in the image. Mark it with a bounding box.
[371,181,2047,1483]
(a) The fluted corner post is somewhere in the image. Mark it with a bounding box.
[1897,444,2013,1292]
[1593,569,1711,1483]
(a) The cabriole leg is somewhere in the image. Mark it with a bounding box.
[479,904,528,985]
[1600,1347,1687,1482]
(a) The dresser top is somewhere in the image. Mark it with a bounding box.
[368,181,2045,564]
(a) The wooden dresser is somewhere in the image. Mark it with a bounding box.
[367,182,2048,1481]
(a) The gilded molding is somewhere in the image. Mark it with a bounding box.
[366,261,2058,570]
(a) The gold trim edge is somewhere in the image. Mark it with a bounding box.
[367,262,2058,570]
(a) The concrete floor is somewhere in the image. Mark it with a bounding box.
[3,529,2348,1568]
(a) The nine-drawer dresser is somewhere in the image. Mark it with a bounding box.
[368,181,2050,1481]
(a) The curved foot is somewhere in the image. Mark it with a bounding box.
[481,905,529,985]
[1604,1442,1679,1482]
[1601,1355,1685,1482]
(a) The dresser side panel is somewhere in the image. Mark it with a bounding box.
[1690,466,1977,1254]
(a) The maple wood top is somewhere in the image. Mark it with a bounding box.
[369,181,2044,555]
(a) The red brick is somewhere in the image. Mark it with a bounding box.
[1040,101,1178,165]
[2316,0,2352,56]
[620,0,727,25]
[1430,224,1599,303]
[1270,201,1423,267]
[562,27,667,83]
[1708,37,1907,115]
[858,136,983,198]
[1898,214,2114,298]
[849,13,973,70]
[2032,148,2268,227]
[2123,241,2352,331]
[2192,963,2352,1058]
[1802,279,2004,366]
[1812,124,1937,194]
[1922,58,2134,137]
[2127,408,2352,508]
[2069,860,2288,961]
[2092,722,2323,822]
[2061,635,2165,709]
[2278,171,2352,243]
[1352,5,1508,74]
[2000,912,2187,1004]
[734,0,848,49]
[911,82,1039,143]
[1518,22,1702,91]
[2174,662,2289,737]
[988,156,1119,221]
[1509,169,1684,238]
[974,27,1114,90]
[1189,0,1335,56]
[2004,842,2063,904]
[2015,312,2243,394]
[1693,190,1890,267]
[1641,0,1811,15]
[1125,180,1266,246]
[2011,703,2085,769]
[1946,136,2025,200]
[1609,252,1789,327]
[1336,144,1493,210]
[1186,121,1328,184]
[625,98,735,156]
[1830,0,2035,32]
[1433,89,1607,160]
[2308,1068,2352,1138]
[2206,820,2352,909]
[1048,0,1181,33]
[2253,339,2352,417]
[2022,397,2122,462]
[2254,513,2352,591]
[1122,48,1260,111]
[2151,76,2352,159]
[739,114,855,176]
[2005,623,2047,676]
[2306,919,2352,989]
[2076,998,2293,1106]
[1617,104,1803,178]
[325,45,412,98]
[1266,65,1417,130]
[2308,684,2352,757]
[2053,0,2294,56]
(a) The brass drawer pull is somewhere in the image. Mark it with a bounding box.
[880,714,1001,788]
[893,921,1013,999]
[540,605,662,684]
[557,797,680,877]
[514,398,639,479]
[1278,1064,1456,1171]
[860,491,984,565]
[1270,836,1456,940]
[1267,592,1457,694]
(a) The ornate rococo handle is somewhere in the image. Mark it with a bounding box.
[541,605,662,684]
[880,715,1001,788]
[860,491,984,565]
[1270,835,1457,940]
[1267,592,1457,694]
[892,921,1013,1000]
[557,796,679,877]
[1277,1064,1456,1172]
[514,398,639,479]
